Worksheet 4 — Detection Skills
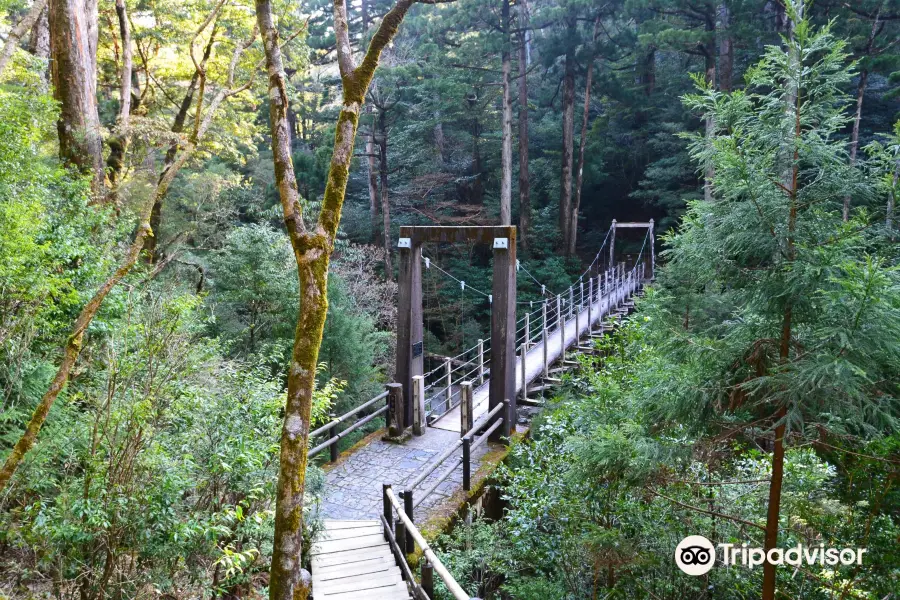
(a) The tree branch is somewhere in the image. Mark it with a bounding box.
[0,0,49,76]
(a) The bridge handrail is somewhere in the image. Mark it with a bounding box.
[308,390,389,460]
[406,401,507,510]
[383,486,481,600]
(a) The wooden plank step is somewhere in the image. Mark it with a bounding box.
[319,573,403,595]
[314,569,402,590]
[323,520,380,530]
[321,583,411,600]
[320,525,383,541]
[312,545,392,567]
[313,533,387,555]
[314,558,397,578]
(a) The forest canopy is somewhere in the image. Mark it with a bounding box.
[0,0,897,598]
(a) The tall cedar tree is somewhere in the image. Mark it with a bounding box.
[663,9,900,599]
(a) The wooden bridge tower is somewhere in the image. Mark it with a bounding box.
[394,226,516,439]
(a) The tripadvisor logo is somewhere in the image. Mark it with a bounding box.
[675,535,867,576]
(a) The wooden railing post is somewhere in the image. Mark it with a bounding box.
[519,343,527,401]
[541,301,549,378]
[328,415,339,463]
[501,399,512,439]
[477,339,485,385]
[610,219,617,269]
[444,358,452,413]
[575,289,580,342]
[462,436,471,491]
[386,383,404,436]
[557,294,564,357]
[395,519,407,555]
[412,375,426,436]
[460,381,473,436]
[422,559,435,598]
[382,484,393,541]
[524,310,530,349]
[403,489,415,550]
[588,277,593,330]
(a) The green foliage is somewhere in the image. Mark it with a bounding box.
[0,290,328,599]
[0,83,114,415]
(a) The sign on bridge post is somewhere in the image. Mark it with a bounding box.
[490,232,516,440]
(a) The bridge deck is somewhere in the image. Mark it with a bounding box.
[431,279,633,431]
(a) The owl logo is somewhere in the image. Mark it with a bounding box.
[675,535,716,575]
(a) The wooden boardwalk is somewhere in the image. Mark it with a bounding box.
[311,520,412,600]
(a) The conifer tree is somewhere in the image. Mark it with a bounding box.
[657,8,900,598]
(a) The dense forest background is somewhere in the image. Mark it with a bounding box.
[0,0,898,598]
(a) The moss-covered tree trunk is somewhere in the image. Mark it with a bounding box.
[255,1,427,599]
[499,0,512,225]
[105,0,133,204]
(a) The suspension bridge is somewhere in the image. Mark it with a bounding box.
[308,222,654,600]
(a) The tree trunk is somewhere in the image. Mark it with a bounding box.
[49,0,105,196]
[434,113,446,164]
[643,46,655,96]
[362,1,379,242]
[499,0,513,225]
[888,160,897,239]
[763,9,801,590]
[367,129,379,241]
[469,113,484,205]
[256,1,421,599]
[378,111,392,279]
[703,44,716,202]
[844,69,868,221]
[559,33,576,254]
[105,0,133,204]
[0,0,48,76]
[718,3,732,93]
[570,16,601,257]
[28,3,50,75]
[845,2,884,221]
[145,25,218,262]
[517,0,530,253]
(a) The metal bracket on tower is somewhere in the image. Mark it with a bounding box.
[493,238,509,249]
[398,237,412,249]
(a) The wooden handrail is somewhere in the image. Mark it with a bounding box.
[385,487,480,600]
[308,405,388,458]
[309,390,389,439]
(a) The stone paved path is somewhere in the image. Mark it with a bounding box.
[321,426,492,521]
